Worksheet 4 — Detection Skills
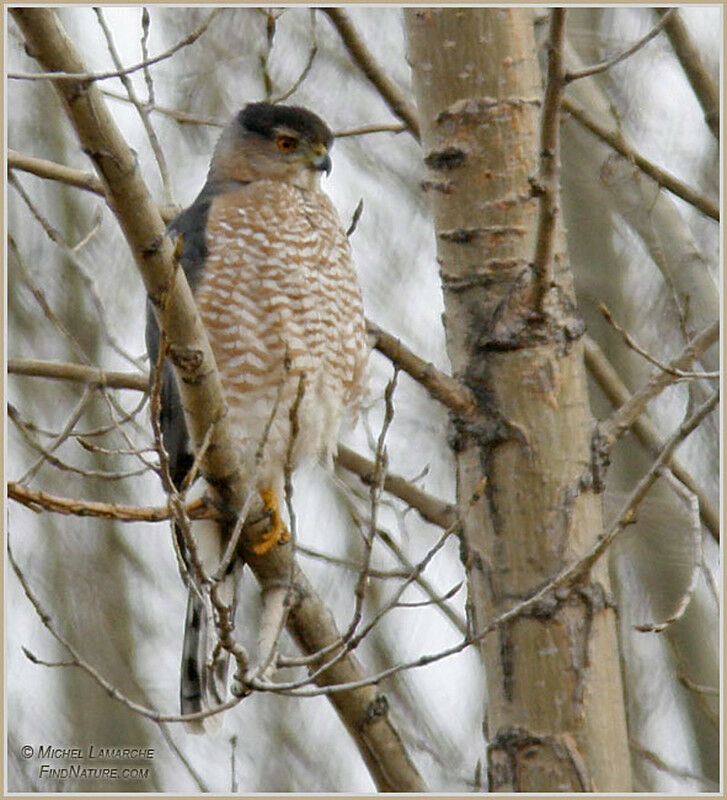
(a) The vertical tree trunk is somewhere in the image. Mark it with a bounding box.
[404,9,631,791]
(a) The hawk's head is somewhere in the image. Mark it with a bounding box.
[209,102,334,189]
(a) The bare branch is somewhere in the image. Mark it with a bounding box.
[8,149,105,195]
[9,235,90,364]
[321,8,420,139]
[656,8,719,139]
[367,318,477,419]
[8,9,222,83]
[584,335,719,542]
[335,122,407,138]
[270,11,318,104]
[19,385,95,484]
[102,88,405,139]
[561,96,719,221]
[9,406,151,481]
[532,8,566,300]
[102,88,225,128]
[564,9,675,83]
[8,535,239,727]
[600,305,719,380]
[10,173,146,370]
[630,739,717,790]
[94,7,173,205]
[8,358,147,391]
[582,392,718,579]
[335,445,456,529]
[8,481,213,522]
[8,149,178,221]
[598,321,719,450]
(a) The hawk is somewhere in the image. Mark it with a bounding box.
[146,102,368,731]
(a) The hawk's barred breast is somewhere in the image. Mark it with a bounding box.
[195,179,368,487]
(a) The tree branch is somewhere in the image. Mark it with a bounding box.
[336,444,456,529]
[561,96,719,221]
[8,357,456,532]
[8,9,221,82]
[656,8,719,139]
[598,321,719,450]
[564,9,675,83]
[8,149,104,195]
[532,8,566,298]
[8,357,148,391]
[367,318,476,418]
[321,8,420,140]
[8,481,213,522]
[583,335,719,541]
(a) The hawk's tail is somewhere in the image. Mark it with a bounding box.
[180,588,231,734]
[178,514,240,734]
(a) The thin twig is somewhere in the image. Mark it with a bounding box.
[103,89,404,139]
[10,173,146,370]
[270,11,318,104]
[321,8,420,140]
[335,122,407,138]
[139,8,155,106]
[8,9,222,82]
[629,739,717,789]
[561,97,719,220]
[564,9,675,83]
[600,305,718,380]
[102,88,225,127]
[598,321,719,450]
[584,335,719,541]
[8,535,240,726]
[19,385,95,484]
[346,198,364,237]
[94,8,173,205]
[677,674,718,696]
[9,235,90,364]
[348,370,398,640]
[9,407,151,481]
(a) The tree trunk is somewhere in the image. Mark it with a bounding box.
[405,9,631,791]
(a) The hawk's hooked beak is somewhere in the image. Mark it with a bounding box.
[311,147,332,176]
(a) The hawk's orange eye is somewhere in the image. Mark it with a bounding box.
[276,136,298,153]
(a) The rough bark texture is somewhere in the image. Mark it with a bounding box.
[405,9,631,791]
[12,9,426,792]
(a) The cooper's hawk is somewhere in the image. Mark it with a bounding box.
[146,102,368,731]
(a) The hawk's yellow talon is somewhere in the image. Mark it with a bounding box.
[252,488,291,555]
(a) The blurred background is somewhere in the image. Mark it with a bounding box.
[6,7,720,792]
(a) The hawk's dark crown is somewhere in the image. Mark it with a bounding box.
[238,102,333,146]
